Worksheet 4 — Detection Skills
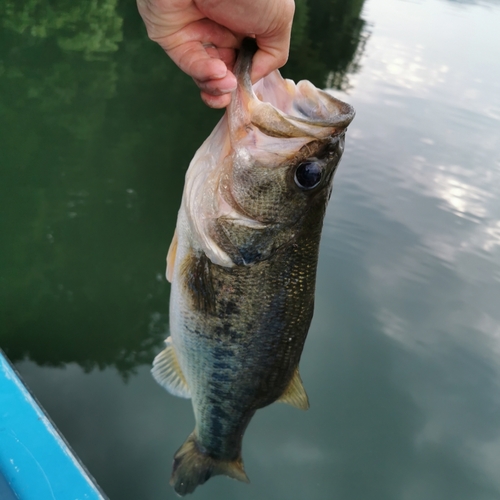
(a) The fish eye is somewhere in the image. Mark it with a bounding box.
[294,161,322,190]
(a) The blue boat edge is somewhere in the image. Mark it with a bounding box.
[0,349,108,500]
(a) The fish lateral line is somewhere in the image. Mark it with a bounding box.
[156,34,355,496]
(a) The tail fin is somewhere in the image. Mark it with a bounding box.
[170,432,249,496]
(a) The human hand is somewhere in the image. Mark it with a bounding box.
[137,0,295,108]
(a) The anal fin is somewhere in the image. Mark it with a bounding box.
[152,337,191,399]
[276,368,309,410]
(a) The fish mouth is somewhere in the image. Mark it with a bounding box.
[181,39,355,269]
[230,38,355,142]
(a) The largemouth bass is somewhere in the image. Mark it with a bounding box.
[153,38,355,496]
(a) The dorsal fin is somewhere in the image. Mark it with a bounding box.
[166,229,178,283]
[276,368,309,410]
[151,337,191,399]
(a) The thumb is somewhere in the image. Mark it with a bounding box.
[250,5,294,82]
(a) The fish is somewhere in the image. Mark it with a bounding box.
[152,38,355,496]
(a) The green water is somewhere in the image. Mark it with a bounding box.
[2,0,500,498]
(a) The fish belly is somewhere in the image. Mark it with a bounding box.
[170,220,318,460]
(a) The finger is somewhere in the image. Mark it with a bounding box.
[154,17,239,49]
[157,17,239,108]
[168,41,230,81]
[250,45,290,83]
[250,4,295,82]
[200,90,232,109]
[158,19,239,81]
[193,70,237,95]
[205,46,237,72]
[250,33,292,83]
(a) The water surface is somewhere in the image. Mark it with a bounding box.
[1,0,500,498]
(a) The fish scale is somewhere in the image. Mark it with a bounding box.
[152,38,355,496]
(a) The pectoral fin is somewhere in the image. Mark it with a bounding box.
[152,337,191,399]
[277,368,309,410]
[166,229,178,283]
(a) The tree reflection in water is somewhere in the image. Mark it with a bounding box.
[0,0,367,373]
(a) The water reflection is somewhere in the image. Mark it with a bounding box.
[3,0,500,498]
[284,0,369,88]
[0,0,367,372]
[316,186,500,500]
[0,1,207,371]
[1,0,122,57]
